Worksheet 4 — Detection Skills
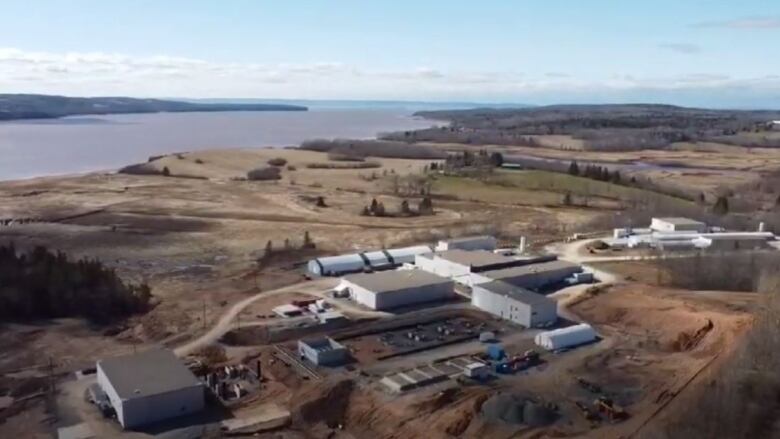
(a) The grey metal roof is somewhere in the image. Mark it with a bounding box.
[435,249,511,268]
[481,260,581,280]
[655,217,705,226]
[343,269,451,293]
[443,235,494,244]
[97,349,202,400]
[477,281,555,306]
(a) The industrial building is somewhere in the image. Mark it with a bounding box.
[298,337,349,366]
[415,249,524,282]
[338,270,455,310]
[307,245,432,276]
[435,235,497,252]
[96,349,204,429]
[650,217,708,233]
[471,281,558,327]
[535,323,597,351]
[608,217,776,251]
[476,260,583,290]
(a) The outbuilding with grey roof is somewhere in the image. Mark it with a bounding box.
[96,349,204,429]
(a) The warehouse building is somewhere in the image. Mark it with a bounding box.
[338,270,454,310]
[471,281,558,327]
[478,260,583,290]
[414,249,535,285]
[298,337,349,366]
[435,235,497,252]
[307,245,432,276]
[96,349,204,429]
[650,217,708,233]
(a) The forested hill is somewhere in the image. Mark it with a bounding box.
[0,94,308,121]
[395,104,780,151]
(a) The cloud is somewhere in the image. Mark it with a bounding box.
[694,16,780,29]
[658,43,701,54]
[0,47,778,106]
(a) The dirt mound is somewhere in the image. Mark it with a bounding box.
[413,388,461,413]
[480,393,556,427]
[671,319,714,351]
[293,379,354,429]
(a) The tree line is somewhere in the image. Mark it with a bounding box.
[0,244,152,324]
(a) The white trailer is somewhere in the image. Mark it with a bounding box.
[534,323,597,351]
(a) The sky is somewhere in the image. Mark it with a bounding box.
[1,0,779,107]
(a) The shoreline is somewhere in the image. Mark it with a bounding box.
[0,111,437,183]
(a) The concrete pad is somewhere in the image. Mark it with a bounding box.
[57,422,95,439]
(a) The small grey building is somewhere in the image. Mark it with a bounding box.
[472,281,557,327]
[96,349,204,429]
[298,337,349,366]
[480,260,582,290]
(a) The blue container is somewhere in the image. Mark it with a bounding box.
[487,344,505,361]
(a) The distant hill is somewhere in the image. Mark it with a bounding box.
[387,103,780,151]
[186,98,533,112]
[0,94,307,121]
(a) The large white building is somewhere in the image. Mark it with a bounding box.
[96,349,204,429]
[414,249,523,284]
[338,270,454,310]
[650,217,708,233]
[609,217,776,251]
[471,281,557,327]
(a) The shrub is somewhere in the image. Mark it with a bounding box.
[287,165,297,171]
[247,167,282,181]
[267,157,288,167]
[328,151,366,162]
[306,162,381,170]
[195,158,205,164]
[118,163,163,176]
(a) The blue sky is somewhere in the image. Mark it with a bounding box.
[1,0,779,107]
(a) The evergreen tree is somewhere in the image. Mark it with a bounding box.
[568,161,580,176]
[713,196,730,215]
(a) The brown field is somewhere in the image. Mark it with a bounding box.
[0,144,768,438]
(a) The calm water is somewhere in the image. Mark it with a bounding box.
[0,109,435,181]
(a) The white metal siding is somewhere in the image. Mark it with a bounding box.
[97,364,124,427]
[414,255,471,278]
[344,278,454,310]
[471,286,556,327]
[436,236,497,252]
[121,386,204,429]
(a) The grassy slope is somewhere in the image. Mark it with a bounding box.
[433,170,693,209]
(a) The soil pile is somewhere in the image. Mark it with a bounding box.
[293,379,355,429]
[480,393,556,427]
[671,319,714,351]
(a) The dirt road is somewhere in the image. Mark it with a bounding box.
[174,278,338,356]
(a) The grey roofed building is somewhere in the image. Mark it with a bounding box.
[477,280,555,306]
[97,349,202,400]
[343,269,451,293]
[483,259,580,278]
[434,249,513,269]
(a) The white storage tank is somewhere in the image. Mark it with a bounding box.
[534,323,597,351]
